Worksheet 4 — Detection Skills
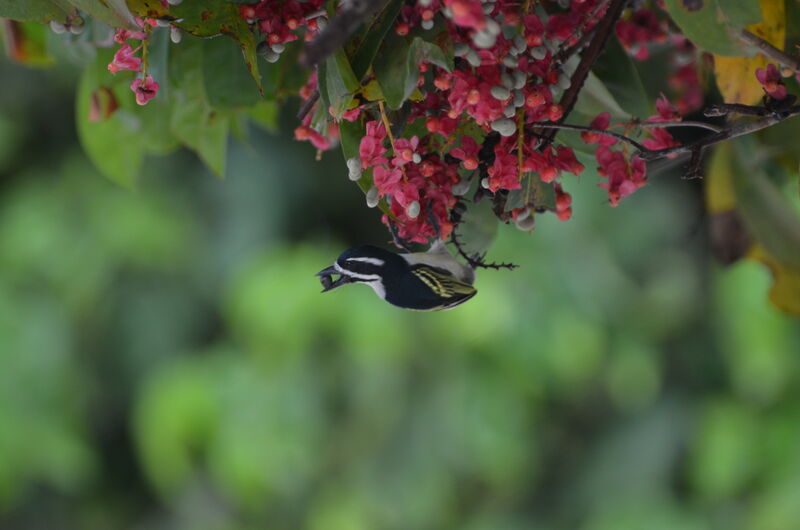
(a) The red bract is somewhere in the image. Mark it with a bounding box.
[756,64,788,100]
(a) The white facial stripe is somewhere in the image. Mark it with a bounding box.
[333,261,380,282]
[346,272,381,281]
[346,257,385,266]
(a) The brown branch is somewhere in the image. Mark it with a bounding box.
[532,103,800,178]
[637,106,800,161]
[297,89,320,121]
[540,0,627,146]
[553,0,609,64]
[301,0,391,67]
[737,29,800,74]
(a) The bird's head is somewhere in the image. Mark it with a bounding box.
[315,245,396,292]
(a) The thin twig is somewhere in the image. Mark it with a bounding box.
[639,120,723,133]
[449,229,518,270]
[529,122,649,152]
[301,0,391,67]
[738,29,800,74]
[297,89,320,121]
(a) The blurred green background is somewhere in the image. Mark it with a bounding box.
[2,54,800,530]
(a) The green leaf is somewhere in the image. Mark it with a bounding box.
[349,0,403,80]
[201,36,262,107]
[662,0,746,56]
[247,101,279,133]
[408,35,452,72]
[169,0,263,94]
[593,36,651,119]
[324,51,358,119]
[717,0,763,28]
[169,38,230,177]
[0,0,75,23]
[373,32,411,109]
[68,0,138,30]
[375,32,452,109]
[574,72,631,120]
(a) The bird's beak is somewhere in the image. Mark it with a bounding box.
[316,265,355,292]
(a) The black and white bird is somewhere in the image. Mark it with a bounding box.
[316,242,476,311]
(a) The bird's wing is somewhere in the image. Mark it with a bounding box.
[410,265,477,310]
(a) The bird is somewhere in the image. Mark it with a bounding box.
[316,242,477,311]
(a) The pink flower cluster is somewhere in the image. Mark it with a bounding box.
[239,0,326,46]
[359,120,458,243]
[107,24,160,106]
[292,0,691,242]
[581,95,681,206]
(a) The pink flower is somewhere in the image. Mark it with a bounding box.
[642,127,679,151]
[449,136,480,170]
[340,107,361,122]
[108,44,142,74]
[392,136,420,166]
[581,112,617,146]
[373,165,402,196]
[294,125,331,150]
[487,150,520,191]
[114,28,147,44]
[647,94,681,122]
[359,120,388,167]
[595,146,647,206]
[756,63,788,100]
[130,75,159,105]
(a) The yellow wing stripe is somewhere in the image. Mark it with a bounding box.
[411,267,476,299]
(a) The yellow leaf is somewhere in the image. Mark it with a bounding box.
[356,78,384,102]
[713,0,786,104]
[706,141,737,213]
[748,244,800,315]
